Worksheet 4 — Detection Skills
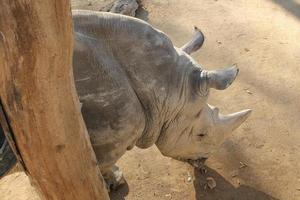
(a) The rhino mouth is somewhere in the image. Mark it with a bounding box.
[186,157,208,169]
[187,157,208,163]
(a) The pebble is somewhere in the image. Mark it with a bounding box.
[205,177,217,189]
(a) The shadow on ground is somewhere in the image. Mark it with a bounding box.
[193,167,279,200]
[109,181,129,200]
[271,0,300,20]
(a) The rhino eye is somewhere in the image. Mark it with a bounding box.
[198,133,206,137]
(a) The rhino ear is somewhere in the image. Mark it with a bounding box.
[181,26,205,55]
[200,64,239,91]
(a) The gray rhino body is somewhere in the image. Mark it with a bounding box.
[73,10,251,188]
[73,10,191,170]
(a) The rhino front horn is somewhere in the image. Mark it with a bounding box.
[201,64,239,90]
[219,109,252,133]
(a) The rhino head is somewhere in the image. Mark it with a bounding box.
[148,29,252,162]
[154,56,251,161]
[155,63,251,161]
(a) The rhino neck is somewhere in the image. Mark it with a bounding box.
[133,72,190,148]
[133,50,199,148]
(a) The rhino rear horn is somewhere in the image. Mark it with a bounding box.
[181,26,205,55]
[201,64,239,90]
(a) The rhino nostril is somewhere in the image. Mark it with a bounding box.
[197,129,208,138]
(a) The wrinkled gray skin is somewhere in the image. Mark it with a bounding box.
[72,10,251,189]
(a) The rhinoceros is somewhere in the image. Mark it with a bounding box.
[0,10,251,190]
[72,10,251,188]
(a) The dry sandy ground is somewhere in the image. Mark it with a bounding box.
[1,0,300,199]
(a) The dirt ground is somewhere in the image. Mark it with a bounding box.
[1,0,300,199]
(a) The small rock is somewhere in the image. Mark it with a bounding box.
[231,170,239,177]
[187,175,193,182]
[244,48,250,52]
[244,89,252,95]
[255,144,264,148]
[186,171,194,182]
[205,177,217,189]
[236,178,241,186]
[87,2,92,6]
[216,40,222,45]
[165,193,172,198]
[237,33,246,38]
[246,90,252,94]
[239,161,247,169]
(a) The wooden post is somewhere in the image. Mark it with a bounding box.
[0,1,109,200]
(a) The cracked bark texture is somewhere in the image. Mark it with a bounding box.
[0,1,109,199]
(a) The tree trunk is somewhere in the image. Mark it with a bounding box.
[0,1,109,200]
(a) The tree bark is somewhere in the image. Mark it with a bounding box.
[0,1,109,199]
